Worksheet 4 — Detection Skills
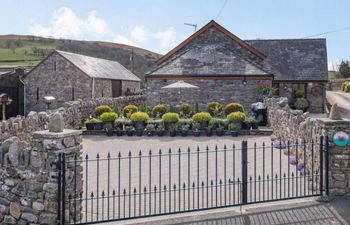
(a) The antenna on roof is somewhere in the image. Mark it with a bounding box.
[184,23,197,32]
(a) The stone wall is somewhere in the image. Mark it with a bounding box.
[23,51,92,113]
[146,78,272,113]
[122,80,141,95]
[0,95,145,142]
[94,79,112,98]
[267,97,350,196]
[0,129,82,224]
[327,78,350,91]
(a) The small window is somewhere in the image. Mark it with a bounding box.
[54,61,57,71]
[101,89,104,97]
[36,88,39,102]
[72,87,75,100]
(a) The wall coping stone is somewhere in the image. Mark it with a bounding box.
[32,129,82,139]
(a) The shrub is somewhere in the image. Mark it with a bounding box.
[162,112,180,123]
[123,104,138,118]
[194,103,200,114]
[341,82,350,92]
[115,117,131,125]
[227,112,246,123]
[179,103,192,118]
[139,102,148,112]
[130,112,149,123]
[192,112,212,122]
[112,102,121,115]
[294,88,305,98]
[100,112,118,122]
[228,122,241,132]
[209,118,223,127]
[95,105,112,117]
[293,98,309,110]
[152,104,167,117]
[206,102,222,117]
[85,118,102,123]
[178,118,192,125]
[224,103,244,116]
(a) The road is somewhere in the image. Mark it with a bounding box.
[326,91,350,118]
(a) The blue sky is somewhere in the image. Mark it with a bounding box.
[1,0,349,69]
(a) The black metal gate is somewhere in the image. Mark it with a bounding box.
[57,136,329,225]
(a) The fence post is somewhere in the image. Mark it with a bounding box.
[325,135,329,197]
[242,140,248,204]
[57,153,62,224]
[319,136,324,196]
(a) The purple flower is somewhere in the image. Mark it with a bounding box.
[289,155,297,165]
[273,140,286,149]
[297,162,305,175]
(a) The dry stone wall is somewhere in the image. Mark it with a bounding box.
[0,95,145,142]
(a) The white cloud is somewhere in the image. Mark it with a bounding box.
[28,7,110,39]
[113,35,134,46]
[155,27,177,49]
[131,26,150,43]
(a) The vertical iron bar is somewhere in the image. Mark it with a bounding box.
[128,151,132,217]
[303,140,306,196]
[159,149,162,214]
[263,142,265,201]
[296,140,299,197]
[215,145,218,206]
[149,150,152,215]
[188,147,190,210]
[325,135,329,196]
[85,154,88,223]
[74,154,77,222]
[197,146,200,209]
[139,151,142,216]
[233,144,236,204]
[271,142,274,200]
[206,146,209,208]
[118,152,121,219]
[96,153,99,221]
[279,141,282,199]
[57,153,61,223]
[311,140,314,195]
[178,148,181,212]
[242,141,248,204]
[287,141,290,198]
[62,153,66,224]
[169,148,172,212]
[224,145,227,206]
[107,153,110,220]
[320,136,324,196]
[254,143,257,202]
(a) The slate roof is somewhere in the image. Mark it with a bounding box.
[56,50,140,81]
[246,39,328,81]
[149,43,270,76]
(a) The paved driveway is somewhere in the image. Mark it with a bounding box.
[326,91,350,118]
[75,135,317,224]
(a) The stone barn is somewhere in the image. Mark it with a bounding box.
[23,50,141,113]
[146,20,328,113]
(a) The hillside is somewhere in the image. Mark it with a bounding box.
[0,34,161,80]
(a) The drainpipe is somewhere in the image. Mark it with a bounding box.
[19,75,26,115]
[92,78,95,98]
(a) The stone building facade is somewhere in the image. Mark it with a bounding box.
[23,50,141,113]
[146,20,328,113]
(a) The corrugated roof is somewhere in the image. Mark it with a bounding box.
[56,50,140,81]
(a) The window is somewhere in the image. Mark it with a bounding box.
[101,89,104,97]
[72,87,75,100]
[36,88,39,102]
[54,61,57,71]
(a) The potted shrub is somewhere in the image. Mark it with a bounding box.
[115,126,123,136]
[162,112,180,130]
[169,124,177,137]
[224,103,244,116]
[243,116,256,130]
[130,112,149,131]
[145,124,155,136]
[179,103,193,118]
[156,124,165,137]
[215,124,225,136]
[192,122,201,137]
[104,122,113,136]
[95,105,112,117]
[123,104,138,118]
[125,125,135,136]
[85,118,103,130]
[227,111,246,134]
[192,112,212,130]
[293,98,309,112]
[209,118,222,129]
[179,123,190,137]
[114,117,128,130]
[100,112,118,130]
[206,102,223,117]
[205,126,213,137]
[152,104,167,118]
[228,123,240,137]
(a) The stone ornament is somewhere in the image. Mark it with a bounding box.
[329,103,342,120]
[333,131,349,147]
[48,112,64,132]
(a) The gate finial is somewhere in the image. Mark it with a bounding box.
[329,103,342,120]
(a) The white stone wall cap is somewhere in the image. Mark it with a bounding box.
[32,129,82,138]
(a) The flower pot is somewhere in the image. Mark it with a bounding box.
[103,121,114,129]
[126,130,134,136]
[230,131,239,137]
[180,131,188,137]
[86,123,95,130]
[193,131,201,137]
[89,122,103,130]
[105,129,113,136]
[164,122,175,130]
[134,122,146,131]
[169,131,177,137]
[146,131,154,137]
[115,130,123,136]
[205,129,213,137]
[251,122,259,130]
[199,121,208,130]
[157,130,165,137]
[242,122,250,130]
[216,129,224,136]
[135,129,143,136]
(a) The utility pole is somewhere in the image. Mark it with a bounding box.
[130,48,134,73]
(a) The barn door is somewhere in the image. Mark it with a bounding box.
[0,87,19,120]
[112,80,122,97]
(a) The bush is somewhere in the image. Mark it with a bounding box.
[293,98,309,110]
[123,104,138,118]
[162,112,180,123]
[194,103,200,114]
[209,118,223,127]
[294,88,305,98]
[100,112,118,122]
[206,102,222,117]
[95,105,112,117]
[115,117,131,125]
[227,112,246,123]
[130,112,149,123]
[152,104,167,117]
[85,118,102,123]
[224,103,244,116]
[179,103,192,118]
[341,82,350,92]
[192,112,212,122]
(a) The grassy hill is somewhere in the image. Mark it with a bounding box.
[0,35,161,81]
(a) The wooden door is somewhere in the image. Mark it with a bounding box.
[112,80,122,97]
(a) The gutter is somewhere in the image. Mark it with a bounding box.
[19,74,26,116]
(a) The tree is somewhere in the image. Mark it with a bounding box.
[339,60,350,78]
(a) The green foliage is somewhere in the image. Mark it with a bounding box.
[145,124,155,131]
[192,112,212,122]
[115,117,131,125]
[227,112,246,123]
[167,104,176,113]
[244,116,256,123]
[293,98,309,110]
[257,84,274,96]
[123,104,138,118]
[162,112,180,123]
[85,118,102,123]
[179,103,192,118]
[95,105,112,117]
[99,112,118,122]
[341,82,350,92]
[206,102,223,117]
[192,122,200,131]
[228,122,241,132]
[147,119,163,126]
[139,102,148,112]
[194,103,200,114]
[130,112,149,123]
[224,103,244,116]
[152,104,167,117]
[209,118,223,127]
[112,102,121,115]
[178,118,192,125]
[294,88,305,98]
[178,123,190,132]
[339,60,350,78]
[156,124,165,131]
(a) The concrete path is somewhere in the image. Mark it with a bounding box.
[326,91,350,118]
